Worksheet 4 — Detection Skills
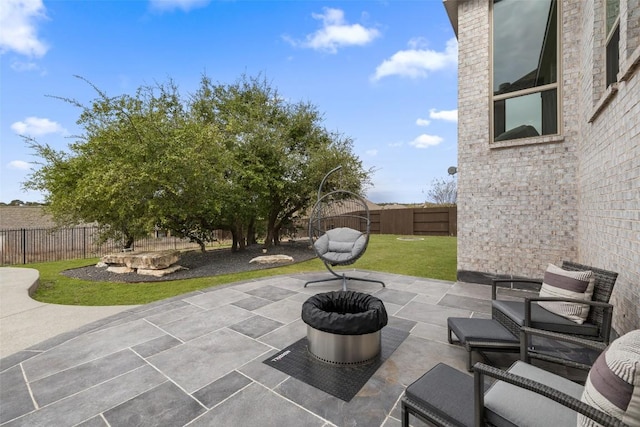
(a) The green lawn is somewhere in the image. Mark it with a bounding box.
[19,234,456,306]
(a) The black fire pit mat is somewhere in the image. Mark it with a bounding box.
[263,327,409,402]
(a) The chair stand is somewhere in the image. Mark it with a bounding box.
[304,262,385,291]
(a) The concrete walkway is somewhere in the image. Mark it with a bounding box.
[0,268,557,427]
[0,267,138,358]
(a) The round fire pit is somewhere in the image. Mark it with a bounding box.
[301,291,388,365]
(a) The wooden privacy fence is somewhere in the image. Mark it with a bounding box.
[369,207,457,236]
[0,208,456,265]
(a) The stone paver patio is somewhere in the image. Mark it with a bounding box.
[1,270,569,427]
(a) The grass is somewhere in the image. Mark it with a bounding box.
[19,234,456,306]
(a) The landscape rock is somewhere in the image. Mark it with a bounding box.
[249,254,294,264]
[107,266,135,274]
[101,250,180,270]
[137,265,186,277]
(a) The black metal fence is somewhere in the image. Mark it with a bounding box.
[0,227,229,265]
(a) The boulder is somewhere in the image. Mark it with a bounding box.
[107,266,135,274]
[249,255,294,264]
[101,250,180,270]
[137,265,186,277]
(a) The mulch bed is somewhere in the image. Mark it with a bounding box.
[62,240,316,283]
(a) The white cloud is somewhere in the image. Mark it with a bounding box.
[285,8,380,53]
[149,0,210,12]
[388,142,403,148]
[429,108,458,122]
[8,160,30,170]
[372,37,457,81]
[416,118,431,127]
[409,134,443,148]
[11,117,67,136]
[366,149,378,156]
[0,0,49,58]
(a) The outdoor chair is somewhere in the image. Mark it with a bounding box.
[401,327,639,427]
[304,166,384,291]
[491,261,617,368]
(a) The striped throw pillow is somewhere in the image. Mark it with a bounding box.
[538,264,594,324]
[579,329,640,426]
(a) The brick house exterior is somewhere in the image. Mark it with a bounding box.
[444,0,639,335]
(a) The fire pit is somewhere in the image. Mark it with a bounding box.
[301,291,388,365]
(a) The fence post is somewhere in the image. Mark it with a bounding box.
[22,228,26,265]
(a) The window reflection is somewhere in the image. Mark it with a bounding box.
[492,0,559,142]
[493,0,557,96]
[494,90,557,141]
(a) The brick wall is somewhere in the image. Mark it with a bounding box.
[457,0,579,278]
[454,0,639,334]
[578,0,640,334]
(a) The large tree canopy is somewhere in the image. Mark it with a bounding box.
[25,74,370,251]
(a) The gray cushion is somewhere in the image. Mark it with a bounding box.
[448,318,518,344]
[314,227,367,264]
[405,363,476,426]
[492,300,599,337]
[484,360,584,427]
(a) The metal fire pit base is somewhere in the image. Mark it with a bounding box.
[307,326,381,365]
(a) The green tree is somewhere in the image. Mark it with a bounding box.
[25,74,370,253]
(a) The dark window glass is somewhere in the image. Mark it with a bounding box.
[494,89,557,141]
[605,0,620,87]
[493,0,557,96]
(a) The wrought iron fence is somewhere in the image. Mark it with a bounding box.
[0,227,228,265]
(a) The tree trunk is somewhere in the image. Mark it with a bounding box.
[231,229,239,252]
[124,234,135,250]
[264,211,278,248]
[247,218,257,246]
[273,223,282,245]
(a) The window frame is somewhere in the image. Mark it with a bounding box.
[489,0,562,145]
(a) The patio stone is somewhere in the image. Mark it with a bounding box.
[254,298,305,324]
[30,349,145,406]
[148,328,270,393]
[74,416,108,426]
[104,381,205,426]
[245,285,297,301]
[0,365,35,424]
[158,304,253,342]
[258,318,306,349]
[2,366,166,427]
[188,383,326,426]
[192,370,252,408]
[387,316,418,333]
[231,295,273,311]
[132,334,183,358]
[144,303,205,326]
[237,349,289,389]
[22,320,164,381]
[438,293,491,314]
[395,301,471,327]
[373,288,418,306]
[228,315,284,339]
[183,288,246,309]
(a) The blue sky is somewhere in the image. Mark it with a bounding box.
[1,0,458,204]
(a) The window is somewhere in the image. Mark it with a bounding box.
[492,0,559,142]
[605,0,620,87]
